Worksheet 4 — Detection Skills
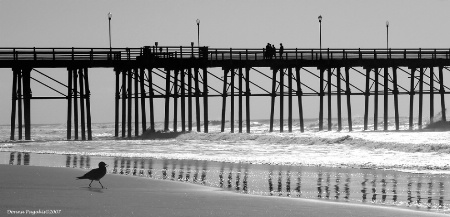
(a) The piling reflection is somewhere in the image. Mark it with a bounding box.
[65,154,90,168]
[9,152,30,165]
[5,152,450,214]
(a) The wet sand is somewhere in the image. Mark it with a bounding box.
[1,164,447,217]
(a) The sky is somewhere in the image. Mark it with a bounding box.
[1,0,450,126]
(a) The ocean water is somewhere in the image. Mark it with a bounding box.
[2,117,450,214]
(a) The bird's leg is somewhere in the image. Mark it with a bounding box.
[98,180,104,189]
[89,180,93,188]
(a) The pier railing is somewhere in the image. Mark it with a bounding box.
[1,47,450,62]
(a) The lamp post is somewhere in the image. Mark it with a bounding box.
[196,19,200,47]
[386,21,389,50]
[318,15,322,59]
[108,12,112,48]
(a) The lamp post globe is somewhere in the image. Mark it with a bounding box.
[196,19,200,47]
[108,12,112,49]
[318,15,322,54]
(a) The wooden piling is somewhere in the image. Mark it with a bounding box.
[79,68,86,140]
[327,67,332,131]
[288,68,293,133]
[364,68,371,131]
[295,67,304,132]
[239,67,243,133]
[10,68,17,140]
[194,68,201,132]
[67,68,72,140]
[127,68,132,137]
[188,68,193,132]
[164,69,170,132]
[84,68,92,140]
[319,68,324,131]
[122,69,126,137]
[439,66,446,121]
[203,67,208,133]
[374,68,378,131]
[245,67,251,133]
[393,67,399,130]
[139,68,147,133]
[148,68,155,132]
[231,68,235,133]
[270,68,277,132]
[174,69,179,132]
[383,67,389,131]
[409,68,416,130]
[18,69,23,140]
[337,67,342,132]
[114,69,119,137]
[188,68,192,132]
[418,68,424,130]
[23,68,31,140]
[181,69,186,132]
[73,68,78,140]
[345,67,352,131]
[134,68,139,136]
[280,68,284,132]
[430,67,434,124]
[221,69,228,132]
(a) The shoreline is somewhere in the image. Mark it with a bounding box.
[1,164,448,217]
[3,152,450,215]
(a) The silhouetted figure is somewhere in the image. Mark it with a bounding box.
[264,43,271,59]
[77,161,108,188]
[272,45,276,59]
[279,43,284,59]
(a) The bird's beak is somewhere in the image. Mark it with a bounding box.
[106,164,109,167]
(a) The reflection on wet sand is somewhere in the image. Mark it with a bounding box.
[9,152,30,166]
[65,154,90,168]
[6,152,450,214]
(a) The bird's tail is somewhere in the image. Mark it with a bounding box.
[76,176,86,180]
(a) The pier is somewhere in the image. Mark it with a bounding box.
[2,46,450,140]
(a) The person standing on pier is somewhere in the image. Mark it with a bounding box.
[279,43,284,59]
[264,43,271,59]
[272,44,276,59]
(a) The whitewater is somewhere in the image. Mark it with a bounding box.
[2,117,450,174]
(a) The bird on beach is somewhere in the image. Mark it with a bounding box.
[77,161,108,188]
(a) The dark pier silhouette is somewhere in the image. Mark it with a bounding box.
[2,46,450,140]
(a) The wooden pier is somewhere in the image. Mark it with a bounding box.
[1,46,450,140]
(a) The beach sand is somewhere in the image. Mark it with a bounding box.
[1,165,447,217]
